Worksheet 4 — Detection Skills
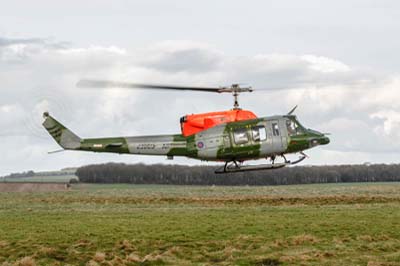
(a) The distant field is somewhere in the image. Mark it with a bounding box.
[1,174,78,183]
[1,183,400,265]
[0,183,69,193]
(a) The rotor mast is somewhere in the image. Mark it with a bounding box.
[219,84,253,110]
[233,91,240,109]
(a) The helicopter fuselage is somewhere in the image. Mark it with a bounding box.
[43,113,329,165]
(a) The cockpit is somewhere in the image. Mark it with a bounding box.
[285,116,305,136]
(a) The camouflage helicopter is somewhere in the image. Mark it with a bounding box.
[43,80,330,174]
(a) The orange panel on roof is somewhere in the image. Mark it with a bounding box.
[180,109,257,136]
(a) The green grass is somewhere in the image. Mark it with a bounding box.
[1,183,400,265]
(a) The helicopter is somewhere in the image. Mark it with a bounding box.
[43,80,330,174]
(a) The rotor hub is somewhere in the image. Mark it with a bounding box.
[218,84,253,110]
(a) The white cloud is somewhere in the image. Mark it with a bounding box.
[301,55,351,73]
[57,45,127,55]
[370,110,400,139]
[138,40,223,74]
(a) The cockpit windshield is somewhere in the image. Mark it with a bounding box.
[286,116,305,136]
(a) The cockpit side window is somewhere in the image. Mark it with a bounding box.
[286,120,296,136]
[286,118,304,136]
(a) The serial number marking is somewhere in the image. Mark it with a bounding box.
[136,144,156,150]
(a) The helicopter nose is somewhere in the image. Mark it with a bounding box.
[309,133,330,147]
[319,135,330,145]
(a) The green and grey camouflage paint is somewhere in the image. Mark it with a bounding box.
[42,112,329,162]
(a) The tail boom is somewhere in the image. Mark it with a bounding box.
[79,135,188,156]
[43,113,188,157]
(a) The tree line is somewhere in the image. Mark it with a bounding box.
[2,170,35,179]
[75,163,400,185]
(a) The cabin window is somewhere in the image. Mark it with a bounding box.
[233,128,249,145]
[252,125,267,142]
[272,122,280,136]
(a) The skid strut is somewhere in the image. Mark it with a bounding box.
[215,153,307,174]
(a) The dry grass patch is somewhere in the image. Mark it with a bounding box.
[363,234,392,242]
[314,251,335,258]
[116,240,134,252]
[93,252,106,263]
[0,241,8,248]
[109,256,124,266]
[367,261,397,266]
[333,236,352,245]
[279,255,296,263]
[125,251,168,264]
[73,239,92,248]
[33,193,400,206]
[142,253,163,262]
[163,246,182,256]
[222,245,239,259]
[85,260,99,266]
[126,253,141,262]
[272,239,289,248]
[291,234,319,245]
[358,235,374,242]
[13,257,36,266]
[37,246,56,257]
[279,250,315,263]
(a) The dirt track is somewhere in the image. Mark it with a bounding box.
[0,183,69,192]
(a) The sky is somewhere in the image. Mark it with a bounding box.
[1,0,400,175]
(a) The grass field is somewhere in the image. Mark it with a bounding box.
[1,183,400,266]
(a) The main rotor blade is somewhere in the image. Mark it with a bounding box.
[77,79,223,93]
[256,79,375,91]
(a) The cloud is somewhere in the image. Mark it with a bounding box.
[301,55,350,73]
[140,41,223,73]
[370,110,400,141]
[1,36,400,175]
[0,37,69,64]
[0,37,44,47]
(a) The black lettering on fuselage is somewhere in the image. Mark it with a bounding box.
[136,144,156,150]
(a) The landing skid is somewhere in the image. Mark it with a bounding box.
[215,152,307,174]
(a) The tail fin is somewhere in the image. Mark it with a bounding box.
[42,112,81,150]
